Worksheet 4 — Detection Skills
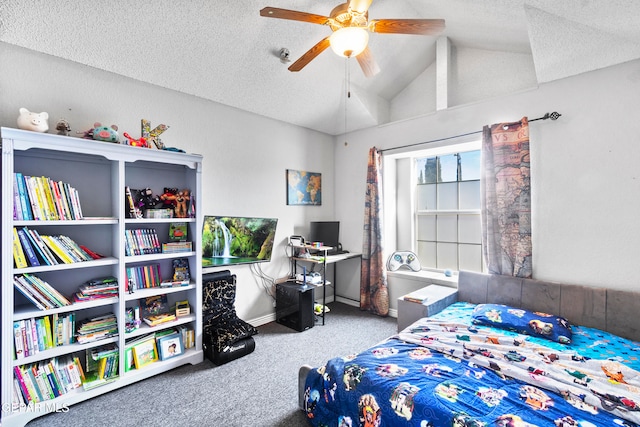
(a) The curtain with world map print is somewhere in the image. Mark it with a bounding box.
[481,117,532,278]
[360,147,389,316]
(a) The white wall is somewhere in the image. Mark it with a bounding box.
[335,58,640,301]
[0,42,336,324]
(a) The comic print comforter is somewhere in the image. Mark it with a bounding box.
[303,303,640,426]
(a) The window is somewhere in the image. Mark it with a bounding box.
[414,148,483,272]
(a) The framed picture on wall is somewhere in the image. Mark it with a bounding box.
[286,169,322,206]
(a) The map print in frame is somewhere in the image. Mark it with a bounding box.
[286,169,322,206]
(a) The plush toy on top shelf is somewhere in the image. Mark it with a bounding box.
[93,123,119,142]
[76,122,119,142]
[17,108,49,133]
[123,132,148,148]
[55,119,71,136]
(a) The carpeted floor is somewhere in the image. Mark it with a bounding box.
[24,303,397,427]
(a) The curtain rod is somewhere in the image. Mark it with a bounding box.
[379,111,562,153]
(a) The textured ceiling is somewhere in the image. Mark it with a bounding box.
[1,0,639,135]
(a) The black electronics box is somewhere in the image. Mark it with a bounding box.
[276,282,315,332]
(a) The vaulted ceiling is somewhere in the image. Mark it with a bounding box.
[1,0,639,135]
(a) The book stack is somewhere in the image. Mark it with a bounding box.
[82,344,119,391]
[177,325,195,349]
[13,274,71,310]
[161,241,192,253]
[13,313,76,360]
[75,313,118,344]
[125,263,162,290]
[124,228,161,256]
[74,276,119,303]
[13,226,101,267]
[403,288,431,304]
[13,356,84,404]
[143,312,177,327]
[13,172,83,221]
[140,294,176,327]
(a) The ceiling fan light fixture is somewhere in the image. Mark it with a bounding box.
[329,27,369,58]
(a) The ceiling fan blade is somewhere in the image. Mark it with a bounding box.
[260,7,330,25]
[369,19,445,35]
[349,0,373,15]
[356,47,380,78]
[288,37,331,72]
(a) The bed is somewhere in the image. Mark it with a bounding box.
[299,271,640,426]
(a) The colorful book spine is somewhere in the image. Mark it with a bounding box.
[12,227,28,268]
[17,228,40,267]
[27,228,58,265]
[13,277,49,310]
[13,174,23,220]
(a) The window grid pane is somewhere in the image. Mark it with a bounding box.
[414,148,483,273]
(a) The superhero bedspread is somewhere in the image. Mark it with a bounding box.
[302,303,640,426]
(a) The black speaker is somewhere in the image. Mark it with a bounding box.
[276,282,315,332]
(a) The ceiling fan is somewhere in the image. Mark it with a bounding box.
[260,0,445,77]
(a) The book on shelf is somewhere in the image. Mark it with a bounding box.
[125,228,161,255]
[15,313,77,354]
[161,241,192,253]
[82,344,119,391]
[143,312,177,327]
[74,276,119,302]
[12,227,28,269]
[14,173,84,220]
[140,294,169,318]
[13,355,84,404]
[16,228,40,267]
[14,172,33,220]
[402,288,431,304]
[171,258,191,282]
[140,294,176,326]
[125,186,142,219]
[168,222,188,241]
[75,313,118,344]
[126,263,162,291]
[25,227,59,265]
[14,273,71,309]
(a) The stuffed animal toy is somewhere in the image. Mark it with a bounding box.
[55,119,71,136]
[123,132,148,148]
[174,189,190,218]
[160,187,178,209]
[134,188,161,211]
[93,123,119,142]
[17,108,49,133]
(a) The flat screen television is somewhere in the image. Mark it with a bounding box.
[202,216,278,267]
[308,221,340,254]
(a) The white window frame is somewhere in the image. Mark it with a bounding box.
[383,139,483,274]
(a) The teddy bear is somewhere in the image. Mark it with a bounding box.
[174,189,190,218]
[17,108,49,133]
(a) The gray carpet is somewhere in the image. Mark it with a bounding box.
[25,303,397,427]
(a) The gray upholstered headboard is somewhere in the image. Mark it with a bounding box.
[458,270,640,343]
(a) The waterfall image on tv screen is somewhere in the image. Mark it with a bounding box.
[202,216,278,267]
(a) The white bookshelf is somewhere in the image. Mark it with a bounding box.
[1,128,204,427]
